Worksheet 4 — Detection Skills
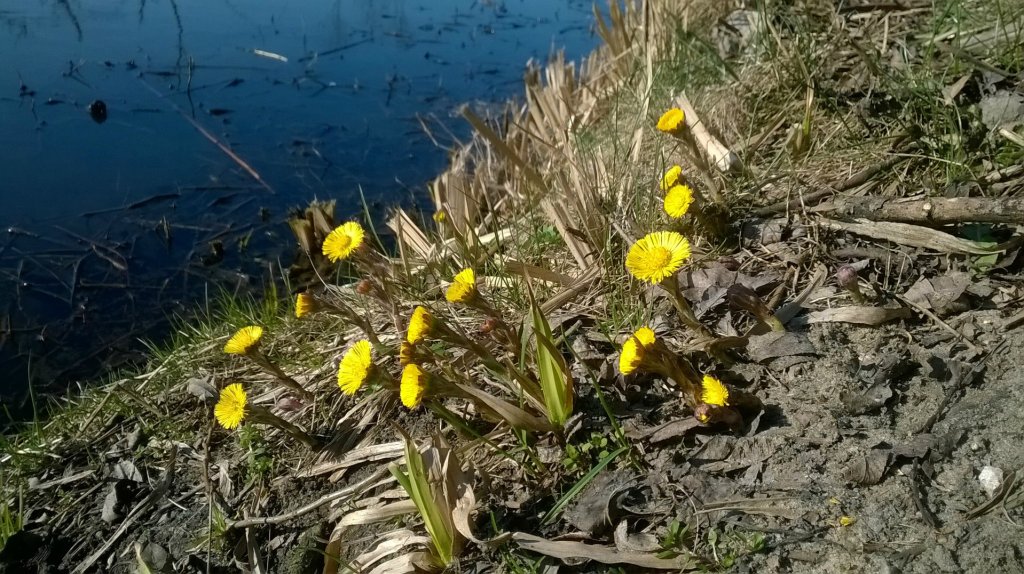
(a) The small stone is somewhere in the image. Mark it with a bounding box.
[979,466,1003,497]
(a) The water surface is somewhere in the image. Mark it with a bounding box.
[0,0,598,414]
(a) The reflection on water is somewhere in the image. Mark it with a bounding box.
[0,0,597,415]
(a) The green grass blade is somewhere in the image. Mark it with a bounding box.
[541,445,628,526]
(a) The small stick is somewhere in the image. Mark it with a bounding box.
[226,466,391,529]
[895,293,980,355]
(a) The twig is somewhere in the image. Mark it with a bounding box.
[138,78,275,194]
[226,466,391,529]
[909,460,940,528]
[813,195,1024,224]
[895,293,980,355]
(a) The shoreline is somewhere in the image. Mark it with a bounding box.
[4,1,1024,572]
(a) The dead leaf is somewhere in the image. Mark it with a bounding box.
[563,470,632,534]
[614,520,661,553]
[844,450,890,485]
[980,91,1024,130]
[513,532,696,570]
[840,381,893,414]
[806,306,912,326]
[904,273,972,316]
[893,430,964,461]
[747,331,816,363]
[111,461,143,482]
[134,542,171,574]
[648,419,703,443]
[185,376,216,401]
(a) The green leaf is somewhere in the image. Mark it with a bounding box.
[527,287,573,428]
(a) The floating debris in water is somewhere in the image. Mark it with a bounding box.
[87,100,107,123]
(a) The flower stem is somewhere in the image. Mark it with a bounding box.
[249,352,314,401]
[250,406,319,449]
[662,276,713,338]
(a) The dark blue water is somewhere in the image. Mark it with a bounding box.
[0,0,597,413]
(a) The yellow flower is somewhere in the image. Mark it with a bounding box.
[839,516,856,527]
[660,165,682,191]
[433,210,446,223]
[445,268,477,303]
[400,363,427,409]
[322,221,365,262]
[656,108,686,135]
[664,184,695,218]
[338,340,373,395]
[625,231,691,284]
[295,293,318,318]
[406,306,432,344]
[214,383,248,429]
[619,327,657,375]
[701,375,729,406]
[224,326,263,355]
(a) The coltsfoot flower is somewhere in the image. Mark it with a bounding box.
[664,184,695,218]
[445,268,477,304]
[660,165,682,191]
[618,327,657,375]
[656,108,686,135]
[214,383,248,429]
[338,340,373,395]
[700,375,729,406]
[224,326,263,355]
[400,363,427,409]
[322,221,365,262]
[625,231,691,284]
[406,306,433,344]
[294,293,318,318]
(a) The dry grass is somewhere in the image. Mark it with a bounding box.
[3,0,1024,571]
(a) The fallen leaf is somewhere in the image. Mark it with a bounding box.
[512,532,697,570]
[844,450,890,485]
[747,332,816,363]
[614,520,661,553]
[186,376,216,401]
[904,273,972,316]
[806,306,912,326]
[840,382,893,414]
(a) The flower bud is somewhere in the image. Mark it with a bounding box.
[480,317,499,335]
[836,265,865,303]
[727,284,784,331]
[355,279,373,295]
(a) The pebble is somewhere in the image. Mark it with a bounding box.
[978,466,1003,497]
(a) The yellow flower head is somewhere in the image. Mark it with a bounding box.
[445,268,477,303]
[338,340,373,395]
[294,293,318,318]
[400,363,427,409]
[656,108,686,135]
[406,306,433,344]
[625,231,691,284]
[214,383,248,429]
[224,326,263,355]
[322,221,366,262]
[664,184,695,218]
[619,327,656,375]
[701,375,729,406]
[660,165,682,191]
[433,210,446,223]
